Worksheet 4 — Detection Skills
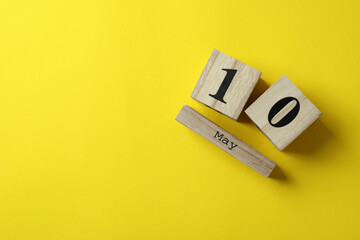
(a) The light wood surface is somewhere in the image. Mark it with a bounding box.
[191,49,261,120]
[245,75,322,151]
[176,105,276,177]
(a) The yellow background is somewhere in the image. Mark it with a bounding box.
[0,0,359,239]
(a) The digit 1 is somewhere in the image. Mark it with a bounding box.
[268,97,300,128]
[209,69,237,104]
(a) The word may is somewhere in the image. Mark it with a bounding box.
[214,131,238,150]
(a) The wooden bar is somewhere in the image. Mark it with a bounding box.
[176,105,276,177]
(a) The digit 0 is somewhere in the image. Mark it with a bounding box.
[268,97,300,128]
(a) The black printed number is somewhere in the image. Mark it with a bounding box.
[268,97,300,128]
[209,69,237,104]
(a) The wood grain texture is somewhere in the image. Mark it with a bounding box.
[176,105,276,177]
[191,49,261,120]
[245,75,322,151]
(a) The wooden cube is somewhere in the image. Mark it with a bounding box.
[245,75,322,151]
[191,49,261,120]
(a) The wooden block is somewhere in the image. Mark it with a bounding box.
[191,49,261,120]
[175,105,276,177]
[245,75,322,151]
